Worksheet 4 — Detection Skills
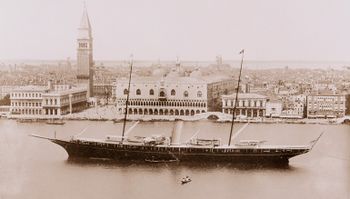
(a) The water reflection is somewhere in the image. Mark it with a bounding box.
[65,158,295,171]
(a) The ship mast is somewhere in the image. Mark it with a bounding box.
[121,54,134,143]
[228,49,245,146]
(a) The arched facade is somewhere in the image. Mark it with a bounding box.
[115,76,208,118]
[149,89,154,95]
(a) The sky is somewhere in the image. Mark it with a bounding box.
[0,0,349,62]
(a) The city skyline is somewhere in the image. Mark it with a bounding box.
[0,0,350,62]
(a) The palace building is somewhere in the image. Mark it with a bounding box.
[115,76,207,117]
[10,82,87,118]
[41,87,87,117]
[222,93,267,118]
[76,5,94,97]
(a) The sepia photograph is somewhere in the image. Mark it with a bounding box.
[0,0,349,198]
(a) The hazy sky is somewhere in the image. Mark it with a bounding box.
[0,0,349,61]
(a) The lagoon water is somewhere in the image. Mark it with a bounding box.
[0,119,349,199]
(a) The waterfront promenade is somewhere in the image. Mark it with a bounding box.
[3,105,348,125]
[59,105,348,125]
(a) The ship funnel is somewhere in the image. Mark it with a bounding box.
[171,120,183,145]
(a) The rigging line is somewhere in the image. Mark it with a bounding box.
[168,150,179,161]
[74,124,91,138]
[121,54,134,143]
[124,121,140,136]
[187,129,201,143]
[231,121,250,141]
[228,49,245,146]
[309,131,324,150]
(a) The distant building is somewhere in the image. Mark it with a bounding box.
[306,94,346,118]
[280,95,306,118]
[0,106,10,117]
[288,94,307,104]
[249,83,269,94]
[111,81,117,100]
[0,86,17,99]
[10,86,47,116]
[115,76,207,117]
[265,101,282,118]
[216,55,223,65]
[94,64,114,85]
[281,100,304,118]
[206,78,236,112]
[167,57,186,77]
[76,5,94,97]
[10,82,87,118]
[222,93,267,118]
[42,87,87,117]
[346,94,350,115]
[93,83,113,98]
[313,82,337,93]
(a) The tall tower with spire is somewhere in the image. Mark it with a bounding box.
[77,4,93,97]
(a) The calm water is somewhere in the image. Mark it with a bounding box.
[0,119,349,199]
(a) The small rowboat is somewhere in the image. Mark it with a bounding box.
[181,177,191,184]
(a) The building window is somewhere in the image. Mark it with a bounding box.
[171,89,176,96]
[123,89,128,95]
[184,91,189,97]
[149,89,154,95]
[136,89,141,95]
[197,91,202,98]
[160,91,165,97]
[79,43,88,48]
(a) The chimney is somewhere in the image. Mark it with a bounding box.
[171,120,183,145]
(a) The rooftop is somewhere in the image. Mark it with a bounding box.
[200,75,234,84]
[13,86,48,92]
[43,87,87,96]
[116,76,206,84]
[222,93,267,99]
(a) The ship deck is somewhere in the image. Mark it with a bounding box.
[65,137,311,150]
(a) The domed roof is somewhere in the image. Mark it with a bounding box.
[166,68,181,77]
[166,58,186,77]
[189,68,201,78]
[152,66,166,77]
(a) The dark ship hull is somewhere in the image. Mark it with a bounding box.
[51,139,311,164]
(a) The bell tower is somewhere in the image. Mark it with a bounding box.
[77,4,93,97]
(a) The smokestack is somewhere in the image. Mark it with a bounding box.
[171,120,183,145]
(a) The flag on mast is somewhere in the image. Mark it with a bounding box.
[239,49,245,54]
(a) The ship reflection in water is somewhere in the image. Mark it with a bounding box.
[65,157,295,171]
[0,120,349,199]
